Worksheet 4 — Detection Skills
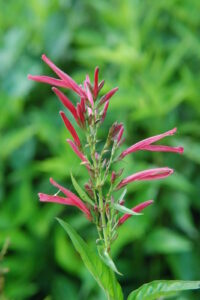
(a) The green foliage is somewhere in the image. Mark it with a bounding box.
[0,0,200,299]
[70,173,93,205]
[127,280,200,300]
[57,219,124,300]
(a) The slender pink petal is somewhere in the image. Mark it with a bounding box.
[60,111,81,147]
[77,103,85,126]
[116,167,173,190]
[49,178,91,219]
[42,54,85,97]
[120,128,182,158]
[39,193,75,205]
[117,126,124,144]
[142,145,184,153]
[66,139,88,163]
[94,67,99,98]
[101,101,109,123]
[118,200,154,225]
[112,123,123,140]
[80,97,86,113]
[85,82,94,107]
[98,80,105,92]
[28,75,67,88]
[99,87,118,106]
[111,171,116,184]
[52,87,78,121]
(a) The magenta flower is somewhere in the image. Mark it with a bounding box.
[28,54,86,97]
[59,111,81,147]
[94,67,99,99]
[52,87,78,122]
[101,101,109,123]
[118,200,154,225]
[39,178,91,220]
[116,167,173,190]
[98,87,119,107]
[66,139,90,166]
[30,55,184,266]
[120,127,184,159]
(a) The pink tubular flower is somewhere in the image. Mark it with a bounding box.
[28,54,86,97]
[66,139,89,165]
[99,87,119,106]
[120,128,184,159]
[94,67,99,99]
[98,80,105,93]
[60,111,81,147]
[27,75,68,88]
[117,126,124,145]
[118,200,154,226]
[76,103,85,127]
[49,177,91,220]
[85,82,94,107]
[52,87,78,122]
[101,101,109,123]
[116,167,173,190]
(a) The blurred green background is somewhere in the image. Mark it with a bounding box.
[0,0,200,299]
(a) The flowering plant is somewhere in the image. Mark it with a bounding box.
[28,55,200,300]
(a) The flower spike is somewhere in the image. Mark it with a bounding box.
[31,57,184,263]
[59,111,81,147]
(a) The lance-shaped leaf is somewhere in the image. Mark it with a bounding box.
[97,245,122,275]
[57,219,124,300]
[60,111,81,147]
[70,173,94,206]
[118,189,127,202]
[127,280,200,300]
[114,203,142,216]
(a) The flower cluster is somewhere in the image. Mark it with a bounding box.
[28,55,183,253]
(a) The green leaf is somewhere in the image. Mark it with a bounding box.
[97,245,122,276]
[119,188,127,202]
[127,280,200,300]
[70,173,94,206]
[113,203,142,216]
[57,218,124,300]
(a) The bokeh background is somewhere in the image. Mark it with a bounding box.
[0,0,200,299]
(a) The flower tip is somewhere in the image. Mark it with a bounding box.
[59,110,64,116]
[49,177,53,183]
[52,86,57,92]
[41,53,47,60]
[179,147,184,154]
[38,193,45,201]
[170,127,177,135]
[27,74,33,80]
